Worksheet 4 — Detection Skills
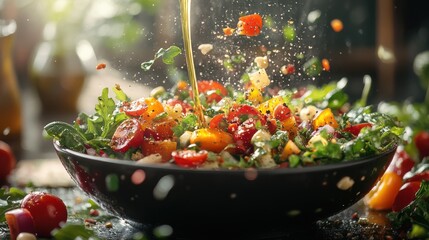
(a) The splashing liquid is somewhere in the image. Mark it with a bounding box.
[179,0,206,127]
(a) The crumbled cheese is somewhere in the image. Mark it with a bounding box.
[337,176,355,190]
[254,56,269,69]
[136,154,163,164]
[198,44,213,55]
[249,68,271,89]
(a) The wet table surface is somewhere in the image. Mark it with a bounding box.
[1,159,406,240]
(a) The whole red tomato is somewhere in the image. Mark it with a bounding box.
[414,131,429,158]
[21,192,67,237]
[0,140,16,182]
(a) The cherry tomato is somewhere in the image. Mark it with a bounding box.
[273,104,292,121]
[21,192,67,237]
[228,104,264,124]
[122,97,164,119]
[172,150,208,167]
[121,98,148,117]
[386,148,415,178]
[110,118,144,153]
[414,131,429,158]
[233,118,258,153]
[5,208,36,240]
[0,140,16,182]
[364,171,403,210]
[196,80,228,103]
[209,114,228,131]
[392,181,421,212]
[237,14,263,37]
[343,123,372,136]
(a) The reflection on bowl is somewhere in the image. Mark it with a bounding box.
[54,141,395,235]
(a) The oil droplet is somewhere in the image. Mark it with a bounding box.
[105,174,119,192]
[131,169,146,185]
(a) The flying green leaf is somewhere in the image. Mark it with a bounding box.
[141,46,182,71]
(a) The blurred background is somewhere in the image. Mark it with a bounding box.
[0,0,428,160]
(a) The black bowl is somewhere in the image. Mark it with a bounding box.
[54,142,395,236]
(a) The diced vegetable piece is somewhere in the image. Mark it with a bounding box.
[312,108,339,130]
[257,96,284,116]
[343,123,372,136]
[5,208,35,240]
[249,68,270,89]
[237,14,263,37]
[141,140,177,162]
[190,128,233,153]
[281,140,301,160]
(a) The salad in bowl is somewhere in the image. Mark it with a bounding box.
[45,77,402,170]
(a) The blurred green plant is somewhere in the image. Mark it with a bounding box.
[35,0,161,50]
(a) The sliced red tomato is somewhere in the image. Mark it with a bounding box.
[121,98,148,117]
[209,114,228,131]
[122,97,164,120]
[0,140,16,182]
[237,14,263,37]
[343,123,372,136]
[5,208,36,240]
[414,131,429,158]
[196,80,228,103]
[172,150,208,167]
[273,104,292,121]
[110,118,144,153]
[21,192,67,237]
[392,181,421,212]
[227,104,264,124]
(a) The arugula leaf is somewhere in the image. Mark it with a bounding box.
[141,46,182,71]
[172,114,198,137]
[44,121,87,152]
[388,181,429,239]
[52,223,100,240]
[0,187,26,223]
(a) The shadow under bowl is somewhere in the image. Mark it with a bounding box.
[54,142,395,235]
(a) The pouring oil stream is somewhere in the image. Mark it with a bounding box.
[179,0,206,127]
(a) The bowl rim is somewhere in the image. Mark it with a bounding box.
[53,141,396,175]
